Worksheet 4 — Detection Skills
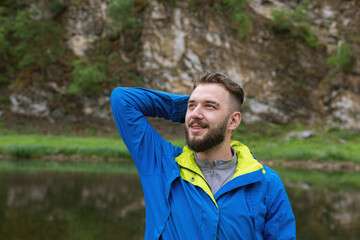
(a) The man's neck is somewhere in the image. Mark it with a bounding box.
[195,139,233,166]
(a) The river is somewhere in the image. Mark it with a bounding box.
[0,165,359,239]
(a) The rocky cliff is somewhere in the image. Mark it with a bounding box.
[1,0,359,131]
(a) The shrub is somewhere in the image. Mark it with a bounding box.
[271,0,319,47]
[0,2,67,87]
[69,59,107,95]
[233,11,251,38]
[0,7,9,84]
[291,23,319,47]
[107,0,137,33]
[6,8,65,70]
[216,0,252,38]
[271,8,292,32]
[8,9,65,69]
[0,2,65,87]
[161,0,251,38]
[291,1,310,23]
[327,42,354,72]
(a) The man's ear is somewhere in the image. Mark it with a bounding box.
[228,112,241,132]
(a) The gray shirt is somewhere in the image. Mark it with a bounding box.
[194,147,237,195]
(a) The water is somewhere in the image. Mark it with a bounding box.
[0,169,359,239]
[0,171,145,240]
[287,184,360,239]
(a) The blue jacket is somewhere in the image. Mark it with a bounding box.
[110,87,296,240]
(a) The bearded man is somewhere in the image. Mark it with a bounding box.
[110,71,296,240]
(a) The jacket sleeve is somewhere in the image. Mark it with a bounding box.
[110,87,189,174]
[263,169,296,240]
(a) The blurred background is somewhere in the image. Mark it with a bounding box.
[0,0,359,239]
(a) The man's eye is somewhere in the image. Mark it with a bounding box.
[188,104,195,109]
[206,104,215,109]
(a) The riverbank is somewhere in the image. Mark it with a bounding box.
[1,124,359,164]
[1,124,360,191]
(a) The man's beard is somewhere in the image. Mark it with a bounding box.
[185,116,229,153]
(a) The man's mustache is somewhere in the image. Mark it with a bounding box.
[188,120,209,128]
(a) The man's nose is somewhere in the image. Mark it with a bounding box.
[190,106,204,119]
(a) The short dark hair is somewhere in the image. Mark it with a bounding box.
[193,71,245,112]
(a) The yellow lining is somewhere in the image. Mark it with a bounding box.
[175,141,265,206]
[230,140,266,179]
[175,145,217,205]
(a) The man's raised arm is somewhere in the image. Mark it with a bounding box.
[110,87,189,173]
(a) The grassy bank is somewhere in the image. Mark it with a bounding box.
[251,137,360,163]
[234,124,360,163]
[1,125,359,190]
[0,159,137,174]
[0,134,132,159]
[275,167,360,192]
[0,125,359,163]
[0,134,185,159]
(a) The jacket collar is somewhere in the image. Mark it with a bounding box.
[176,140,265,178]
[175,141,265,205]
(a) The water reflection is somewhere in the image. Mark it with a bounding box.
[0,170,359,239]
[0,171,145,240]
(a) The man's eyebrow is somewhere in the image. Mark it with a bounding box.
[188,99,219,106]
[205,100,219,106]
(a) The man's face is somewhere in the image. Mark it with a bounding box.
[185,84,232,153]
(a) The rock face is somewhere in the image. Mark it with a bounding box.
[2,0,360,130]
[64,0,109,57]
[137,0,360,129]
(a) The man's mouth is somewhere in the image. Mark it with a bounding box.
[189,121,208,134]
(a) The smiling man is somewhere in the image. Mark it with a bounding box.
[111,72,296,239]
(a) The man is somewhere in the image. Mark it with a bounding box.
[111,72,296,239]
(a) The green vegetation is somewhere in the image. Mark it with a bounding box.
[68,50,142,95]
[0,160,136,174]
[69,59,107,95]
[107,0,137,34]
[0,133,186,159]
[276,167,360,192]
[0,134,131,159]
[171,0,251,38]
[68,0,143,95]
[0,3,65,84]
[252,137,360,162]
[9,9,64,69]
[271,0,319,47]
[232,124,360,163]
[1,125,359,164]
[0,0,142,95]
[216,0,251,38]
[327,42,354,73]
[0,125,359,191]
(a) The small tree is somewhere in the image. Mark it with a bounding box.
[8,9,64,70]
[216,0,252,39]
[107,0,136,33]
[271,0,319,47]
[327,42,354,72]
[69,59,107,95]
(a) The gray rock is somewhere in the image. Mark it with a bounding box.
[10,94,49,117]
[285,130,315,140]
